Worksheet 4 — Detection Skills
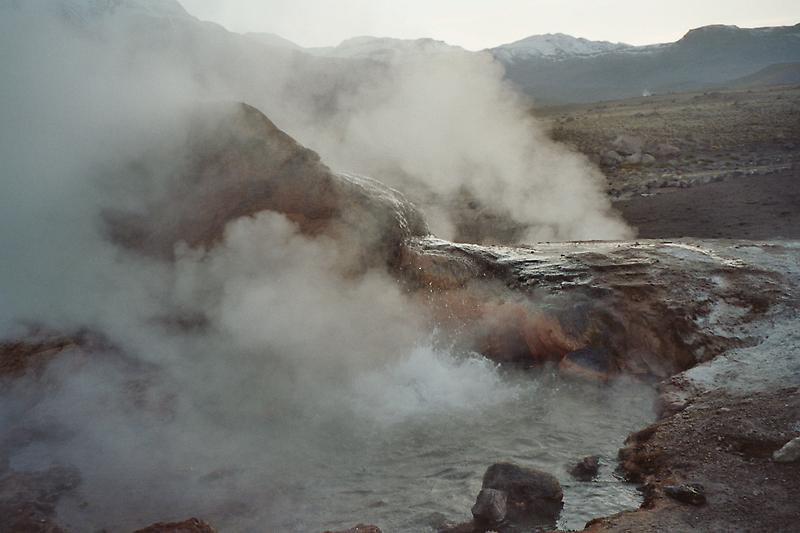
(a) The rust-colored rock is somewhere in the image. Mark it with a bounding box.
[105,102,427,269]
[0,335,80,379]
[402,238,788,379]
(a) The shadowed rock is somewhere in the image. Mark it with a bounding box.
[569,455,600,481]
[105,102,428,268]
[471,488,508,525]
[481,463,563,526]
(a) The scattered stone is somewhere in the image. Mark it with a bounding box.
[625,152,643,165]
[612,134,645,156]
[654,143,681,158]
[481,463,563,526]
[602,150,624,165]
[663,483,706,506]
[569,455,600,481]
[773,436,800,463]
[641,153,657,165]
[471,488,508,525]
[134,518,217,533]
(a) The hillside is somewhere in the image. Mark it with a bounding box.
[493,24,800,103]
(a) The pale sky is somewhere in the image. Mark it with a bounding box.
[179,0,800,50]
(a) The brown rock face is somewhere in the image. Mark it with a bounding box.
[0,335,82,379]
[105,102,428,268]
[133,518,217,533]
[401,238,790,380]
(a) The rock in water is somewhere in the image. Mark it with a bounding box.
[480,463,563,526]
[471,488,508,525]
[773,436,800,463]
[569,455,600,481]
[105,102,427,267]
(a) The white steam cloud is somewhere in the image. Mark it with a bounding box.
[1,1,635,531]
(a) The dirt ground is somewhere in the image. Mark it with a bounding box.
[615,170,800,240]
[584,388,800,533]
[537,84,800,199]
[535,84,800,241]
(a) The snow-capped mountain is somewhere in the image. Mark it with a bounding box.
[493,24,800,103]
[307,36,461,60]
[492,33,632,61]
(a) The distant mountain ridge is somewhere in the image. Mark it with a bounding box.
[306,36,461,59]
[28,1,800,105]
[491,23,800,103]
[492,33,633,61]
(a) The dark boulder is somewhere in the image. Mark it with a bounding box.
[471,488,508,525]
[569,455,600,481]
[481,463,563,526]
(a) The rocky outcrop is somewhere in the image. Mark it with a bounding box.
[401,238,789,380]
[105,102,428,268]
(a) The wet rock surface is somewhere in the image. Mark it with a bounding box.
[402,237,792,380]
[471,488,508,525]
[481,463,563,525]
[442,463,564,533]
[569,455,600,482]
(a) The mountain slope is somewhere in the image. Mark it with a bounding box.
[493,24,800,103]
[307,36,461,59]
[492,33,632,61]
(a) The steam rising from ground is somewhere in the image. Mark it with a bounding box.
[301,44,632,241]
[1,2,636,530]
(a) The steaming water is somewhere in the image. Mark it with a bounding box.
[7,346,656,532]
